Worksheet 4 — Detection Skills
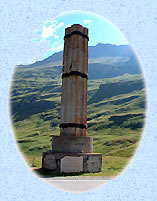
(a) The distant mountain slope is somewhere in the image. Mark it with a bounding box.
[88,60,141,79]
[15,43,142,80]
[89,79,145,104]
[23,43,136,68]
[88,43,133,58]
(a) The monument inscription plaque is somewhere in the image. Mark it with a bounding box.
[61,156,83,173]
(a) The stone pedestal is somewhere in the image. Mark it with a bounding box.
[42,135,102,173]
[42,152,102,173]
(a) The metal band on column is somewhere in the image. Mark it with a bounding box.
[60,123,87,129]
[64,30,89,40]
[62,71,88,79]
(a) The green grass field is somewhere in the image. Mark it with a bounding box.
[10,57,146,177]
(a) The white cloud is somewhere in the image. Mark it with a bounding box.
[65,24,71,28]
[83,19,92,24]
[56,21,64,29]
[40,21,64,39]
[41,24,56,38]
[54,35,59,39]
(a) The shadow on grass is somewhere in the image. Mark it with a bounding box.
[33,168,84,178]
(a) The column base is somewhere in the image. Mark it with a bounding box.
[42,151,102,173]
[52,135,93,153]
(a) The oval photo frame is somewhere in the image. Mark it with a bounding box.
[9,10,147,192]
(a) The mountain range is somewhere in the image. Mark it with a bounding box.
[16,43,142,81]
[23,43,137,67]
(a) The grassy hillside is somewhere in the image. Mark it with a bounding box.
[10,50,146,177]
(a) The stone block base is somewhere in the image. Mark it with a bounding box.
[42,152,102,173]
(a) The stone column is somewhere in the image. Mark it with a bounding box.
[42,24,102,173]
[60,24,89,137]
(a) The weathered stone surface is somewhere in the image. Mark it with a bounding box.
[60,24,88,137]
[42,152,102,173]
[43,154,57,170]
[61,156,83,173]
[84,155,102,173]
[52,135,93,153]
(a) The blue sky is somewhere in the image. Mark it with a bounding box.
[34,11,128,58]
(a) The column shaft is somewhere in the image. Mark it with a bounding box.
[60,24,88,136]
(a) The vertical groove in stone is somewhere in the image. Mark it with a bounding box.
[60,24,88,136]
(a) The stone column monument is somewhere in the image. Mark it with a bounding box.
[42,24,102,173]
[60,24,88,137]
